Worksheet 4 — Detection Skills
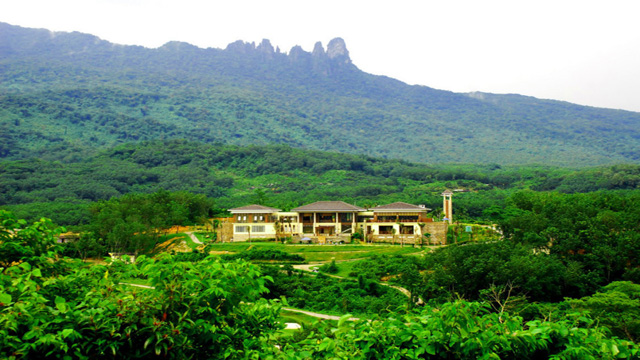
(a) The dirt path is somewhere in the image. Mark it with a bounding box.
[283,307,360,321]
[185,231,203,245]
[121,282,362,321]
[293,263,323,272]
[292,262,423,305]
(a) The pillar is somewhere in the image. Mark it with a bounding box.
[442,190,453,223]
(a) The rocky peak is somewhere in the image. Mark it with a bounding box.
[326,38,350,64]
[256,39,275,60]
[257,39,274,54]
[288,45,308,62]
[312,41,325,57]
[225,40,255,54]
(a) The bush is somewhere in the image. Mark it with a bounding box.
[319,259,339,274]
[222,248,305,263]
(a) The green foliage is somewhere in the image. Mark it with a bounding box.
[261,266,406,316]
[6,140,640,227]
[0,210,63,268]
[0,211,282,359]
[59,231,105,261]
[423,241,567,302]
[222,248,305,263]
[277,300,639,359]
[569,281,640,342]
[2,22,639,166]
[89,190,214,254]
[499,190,640,296]
[319,259,339,274]
[350,255,420,280]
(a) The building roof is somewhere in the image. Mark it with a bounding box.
[291,201,365,212]
[370,202,430,212]
[442,190,454,196]
[228,204,282,213]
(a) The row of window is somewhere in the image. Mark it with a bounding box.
[236,215,266,222]
[235,225,266,233]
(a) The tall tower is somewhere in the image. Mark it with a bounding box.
[442,190,453,223]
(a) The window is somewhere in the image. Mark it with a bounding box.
[252,225,265,233]
[235,226,248,233]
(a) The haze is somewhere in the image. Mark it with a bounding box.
[2,0,640,112]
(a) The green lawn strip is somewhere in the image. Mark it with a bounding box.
[295,246,422,262]
[205,243,424,262]
[206,242,283,252]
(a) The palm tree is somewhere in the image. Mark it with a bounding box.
[274,219,282,243]
[391,227,397,246]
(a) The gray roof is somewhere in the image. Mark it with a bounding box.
[442,190,454,195]
[370,202,430,212]
[291,201,365,212]
[228,204,282,213]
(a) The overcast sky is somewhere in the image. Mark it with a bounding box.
[2,0,640,112]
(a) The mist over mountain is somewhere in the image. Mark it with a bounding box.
[1,22,638,166]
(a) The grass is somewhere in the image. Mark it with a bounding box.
[193,232,216,244]
[279,309,323,327]
[332,260,361,278]
[205,242,424,262]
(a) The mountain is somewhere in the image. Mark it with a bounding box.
[1,22,639,166]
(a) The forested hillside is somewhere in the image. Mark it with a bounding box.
[1,22,639,166]
[2,140,640,226]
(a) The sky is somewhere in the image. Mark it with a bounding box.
[2,0,640,112]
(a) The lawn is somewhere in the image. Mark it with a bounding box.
[279,309,324,327]
[205,242,425,262]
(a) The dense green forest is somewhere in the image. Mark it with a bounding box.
[2,141,640,227]
[2,211,640,359]
[1,22,639,166]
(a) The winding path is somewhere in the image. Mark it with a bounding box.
[121,283,361,321]
[282,307,360,321]
[291,263,423,305]
[185,231,203,245]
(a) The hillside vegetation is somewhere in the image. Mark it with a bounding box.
[2,141,640,226]
[1,22,639,166]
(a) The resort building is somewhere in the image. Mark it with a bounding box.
[229,199,450,244]
[290,201,365,237]
[228,204,281,241]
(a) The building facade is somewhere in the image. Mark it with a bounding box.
[229,200,448,244]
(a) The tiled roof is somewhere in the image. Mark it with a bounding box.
[370,202,429,211]
[442,189,454,195]
[228,204,282,213]
[291,201,365,212]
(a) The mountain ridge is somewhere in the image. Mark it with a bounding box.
[0,22,638,166]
